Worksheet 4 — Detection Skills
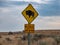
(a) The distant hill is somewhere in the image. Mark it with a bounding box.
[0,30,60,35]
[35,30,60,35]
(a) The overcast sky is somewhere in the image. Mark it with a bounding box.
[0,0,60,32]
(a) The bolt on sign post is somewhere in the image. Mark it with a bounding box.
[22,4,38,45]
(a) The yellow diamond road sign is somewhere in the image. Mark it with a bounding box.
[22,4,38,24]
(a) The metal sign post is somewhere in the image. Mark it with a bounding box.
[22,4,38,45]
[28,33,30,45]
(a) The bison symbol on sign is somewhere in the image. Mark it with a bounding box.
[26,10,34,18]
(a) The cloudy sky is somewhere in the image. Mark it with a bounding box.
[0,0,60,32]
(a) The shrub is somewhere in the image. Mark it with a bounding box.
[54,36,60,44]
[6,38,12,41]
[21,35,27,40]
[8,32,13,35]
[34,34,45,39]
[0,35,2,38]
[0,43,2,45]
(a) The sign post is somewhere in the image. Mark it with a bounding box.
[28,33,30,45]
[22,4,38,45]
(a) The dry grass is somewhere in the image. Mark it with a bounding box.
[0,30,60,45]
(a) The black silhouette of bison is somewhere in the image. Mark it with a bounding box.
[26,10,34,18]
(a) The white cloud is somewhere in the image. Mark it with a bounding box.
[32,16,60,30]
[0,8,12,13]
[0,4,28,32]
[9,0,54,4]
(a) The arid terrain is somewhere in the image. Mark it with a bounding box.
[0,30,60,45]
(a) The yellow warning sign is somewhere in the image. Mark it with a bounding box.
[24,24,34,33]
[22,4,38,24]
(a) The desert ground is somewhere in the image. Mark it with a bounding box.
[0,30,60,45]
